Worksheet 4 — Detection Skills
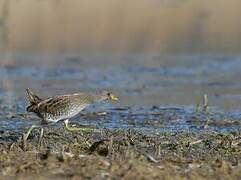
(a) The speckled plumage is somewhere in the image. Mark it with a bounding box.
[23,88,118,143]
[26,89,118,124]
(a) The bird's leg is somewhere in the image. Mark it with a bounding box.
[64,119,95,132]
[23,124,42,143]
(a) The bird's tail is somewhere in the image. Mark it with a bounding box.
[26,88,41,112]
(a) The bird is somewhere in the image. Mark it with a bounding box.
[24,88,119,143]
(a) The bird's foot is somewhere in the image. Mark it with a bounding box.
[64,119,99,133]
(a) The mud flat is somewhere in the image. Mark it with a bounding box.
[0,103,241,179]
[0,123,240,179]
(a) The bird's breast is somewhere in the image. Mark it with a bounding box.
[42,103,89,122]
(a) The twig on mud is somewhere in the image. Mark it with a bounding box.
[189,139,203,146]
[195,102,201,113]
[136,149,160,163]
[196,94,209,114]
[155,144,161,157]
[145,153,160,163]
[231,136,241,146]
[108,136,114,160]
[204,119,210,129]
[202,94,210,128]
[9,143,15,151]
[20,135,27,151]
[203,94,209,113]
[97,112,107,116]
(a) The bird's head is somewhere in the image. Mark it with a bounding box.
[100,90,119,102]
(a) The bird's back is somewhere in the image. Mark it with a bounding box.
[27,90,95,123]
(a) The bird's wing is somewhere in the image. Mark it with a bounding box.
[37,95,71,114]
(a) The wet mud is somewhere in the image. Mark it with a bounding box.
[0,54,241,179]
[0,110,240,179]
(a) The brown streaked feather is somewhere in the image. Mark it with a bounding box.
[26,104,39,113]
[25,90,116,124]
[36,93,95,115]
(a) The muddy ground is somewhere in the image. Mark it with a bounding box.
[0,54,241,179]
[0,93,241,180]
[0,122,240,179]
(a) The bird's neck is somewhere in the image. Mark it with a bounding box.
[93,94,107,103]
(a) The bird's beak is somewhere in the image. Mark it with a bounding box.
[110,94,119,102]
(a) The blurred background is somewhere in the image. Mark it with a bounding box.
[1,0,241,111]
[1,0,241,53]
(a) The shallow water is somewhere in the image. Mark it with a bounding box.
[0,53,241,133]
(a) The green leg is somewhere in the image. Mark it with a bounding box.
[64,119,96,132]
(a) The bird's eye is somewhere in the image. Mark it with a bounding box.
[107,92,111,96]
